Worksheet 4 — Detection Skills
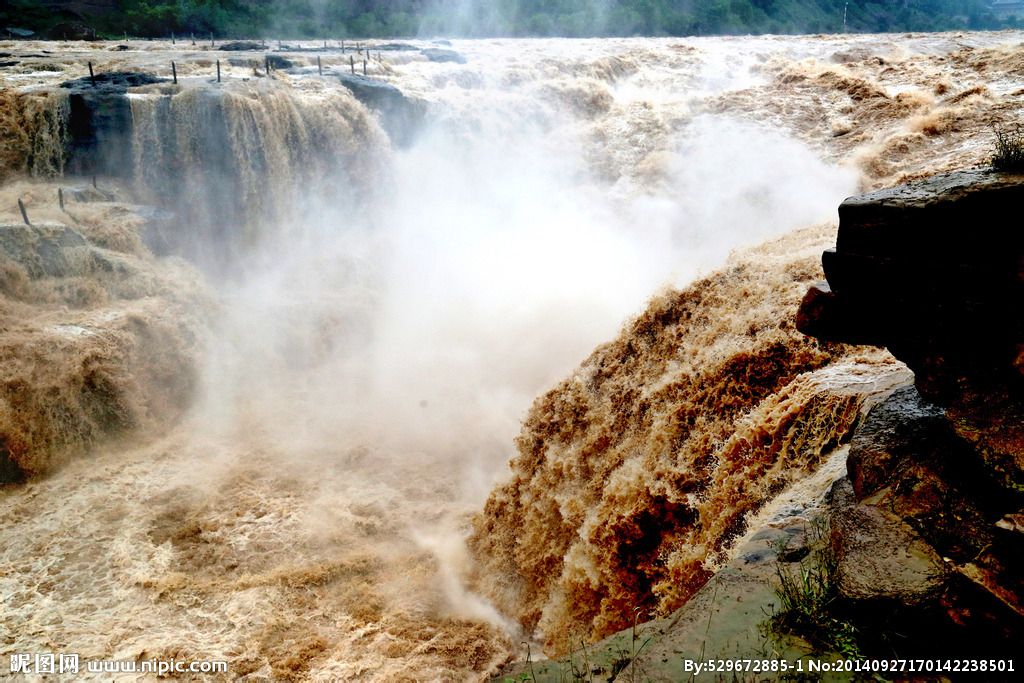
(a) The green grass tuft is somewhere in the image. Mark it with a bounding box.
[769,516,862,660]
[992,125,1024,172]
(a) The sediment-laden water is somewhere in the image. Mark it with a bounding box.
[1,31,1022,679]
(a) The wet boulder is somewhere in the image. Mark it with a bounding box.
[266,54,294,70]
[831,495,949,605]
[824,475,1023,659]
[375,42,420,52]
[219,41,264,51]
[335,73,427,148]
[421,48,466,64]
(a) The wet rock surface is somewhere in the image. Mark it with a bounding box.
[375,42,419,52]
[60,70,168,92]
[827,478,950,606]
[832,500,948,605]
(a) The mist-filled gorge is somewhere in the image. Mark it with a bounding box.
[2,23,1023,681]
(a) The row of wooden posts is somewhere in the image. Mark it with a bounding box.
[100,32,379,85]
[15,178,99,226]
[123,30,372,55]
[88,51,378,87]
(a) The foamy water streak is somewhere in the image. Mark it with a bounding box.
[2,31,1023,679]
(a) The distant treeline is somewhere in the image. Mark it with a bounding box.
[3,0,1017,39]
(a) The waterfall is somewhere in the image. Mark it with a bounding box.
[0,89,69,181]
[125,83,388,265]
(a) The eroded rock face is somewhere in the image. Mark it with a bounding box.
[797,169,1024,655]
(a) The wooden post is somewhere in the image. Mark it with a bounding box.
[362,58,367,76]
[124,31,128,42]
[58,187,64,211]
[17,198,30,226]
[88,61,96,87]
[92,175,97,189]
[317,55,322,76]
[341,40,345,53]
[323,40,327,49]
[350,55,355,74]
[210,32,214,47]
[265,55,271,75]
[171,61,177,84]
[216,59,221,83]
[191,32,195,45]
[171,31,175,45]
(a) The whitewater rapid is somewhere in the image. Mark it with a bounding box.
[2,31,1023,680]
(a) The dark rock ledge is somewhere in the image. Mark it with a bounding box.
[797,169,1024,404]
[798,169,1024,658]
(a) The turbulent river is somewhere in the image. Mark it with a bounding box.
[1,31,1023,680]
